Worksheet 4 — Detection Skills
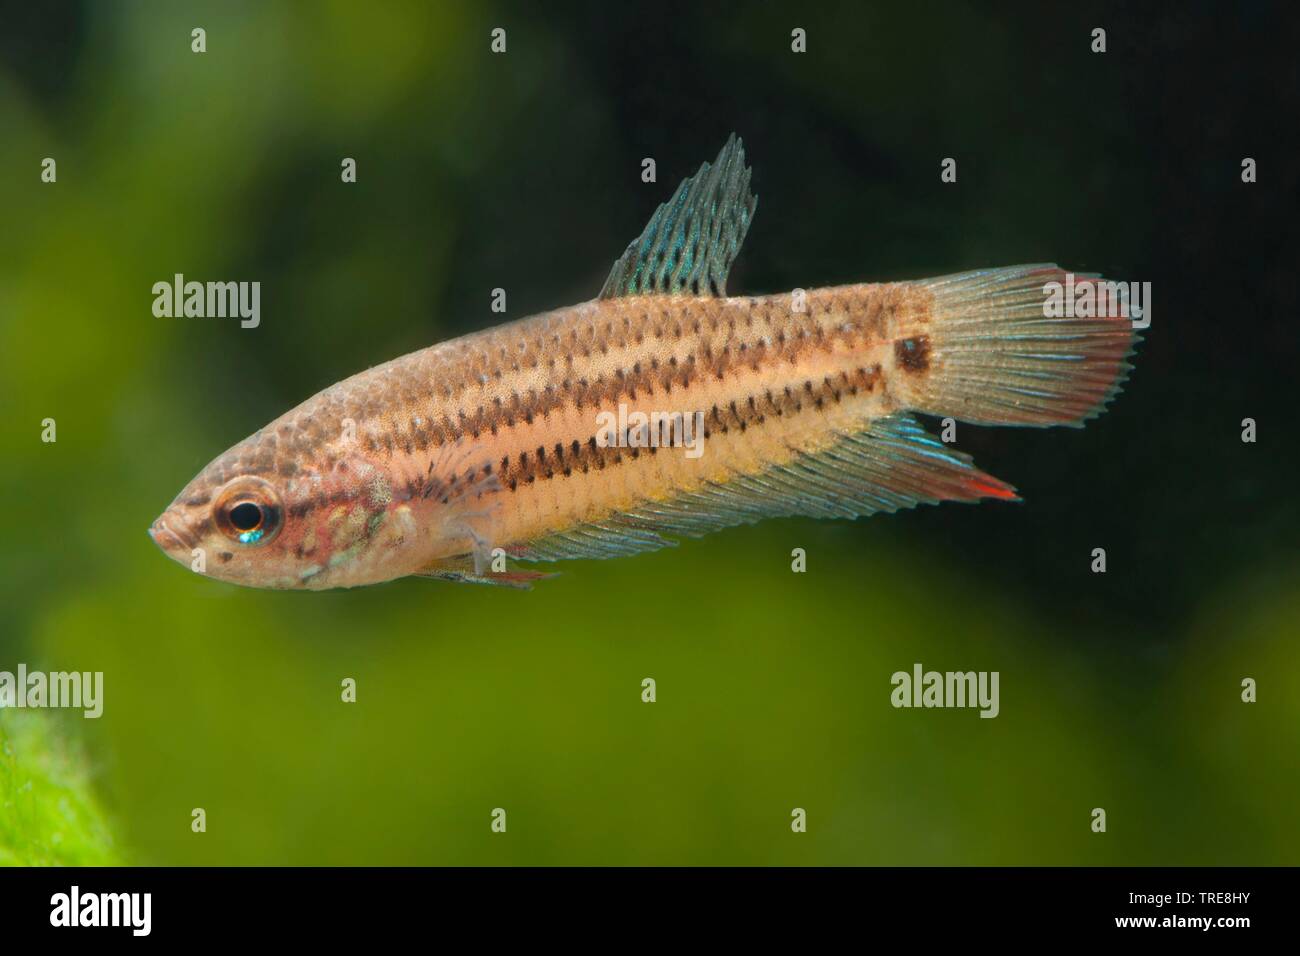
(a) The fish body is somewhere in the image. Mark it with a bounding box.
[150,136,1135,589]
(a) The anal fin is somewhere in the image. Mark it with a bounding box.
[512,413,1018,565]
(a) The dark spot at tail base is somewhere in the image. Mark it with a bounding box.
[895,336,931,373]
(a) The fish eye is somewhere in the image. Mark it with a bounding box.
[213,477,283,546]
[229,501,264,532]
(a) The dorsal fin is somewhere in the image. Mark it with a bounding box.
[599,134,757,299]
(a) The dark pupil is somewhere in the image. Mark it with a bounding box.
[229,502,263,532]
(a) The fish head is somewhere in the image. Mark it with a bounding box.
[150,467,307,591]
[148,411,407,589]
[151,373,508,589]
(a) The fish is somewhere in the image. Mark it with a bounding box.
[149,135,1136,590]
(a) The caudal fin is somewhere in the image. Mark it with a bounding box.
[899,265,1137,427]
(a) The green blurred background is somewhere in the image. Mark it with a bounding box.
[1,1,1295,865]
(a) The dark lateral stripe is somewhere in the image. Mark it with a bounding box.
[365,322,878,457]
[494,363,884,492]
[424,287,919,418]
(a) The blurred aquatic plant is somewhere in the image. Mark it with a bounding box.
[0,712,121,866]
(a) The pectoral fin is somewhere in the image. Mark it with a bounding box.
[412,555,557,590]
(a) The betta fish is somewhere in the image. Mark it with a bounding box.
[149,135,1135,589]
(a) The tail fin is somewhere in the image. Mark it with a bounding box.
[898,265,1137,427]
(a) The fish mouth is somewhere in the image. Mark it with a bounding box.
[148,514,195,553]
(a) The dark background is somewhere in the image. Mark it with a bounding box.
[0,1,1295,864]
